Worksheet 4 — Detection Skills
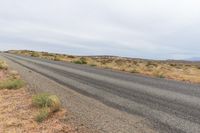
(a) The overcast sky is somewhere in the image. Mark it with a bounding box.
[0,0,200,59]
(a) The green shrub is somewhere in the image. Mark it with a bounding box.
[90,64,97,67]
[32,93,61,110]
[0,79,25,90]
[73,57,87,64]
[32,93,52,108]
[73,60,82,64]
[35,107,49,123]
[33,93,61,123]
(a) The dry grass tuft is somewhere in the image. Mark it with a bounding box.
[0,61,8,70]
[153,71,165,78]
[73,57,87,64]
[53,56,62,61]
[0,79,25,90]
[31,51,40,57]
[35,107,50,123]
[32,93,61,122]
[32,93,52,108]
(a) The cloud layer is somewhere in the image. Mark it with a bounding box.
[0,0,200,59]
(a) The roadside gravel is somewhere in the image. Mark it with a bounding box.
[0,55,156,133]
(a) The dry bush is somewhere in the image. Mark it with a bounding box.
[32,93,61,122]
[32,93,52,108]
[90,64,97,67]
[0,61,8,70]
[73,57,87,64]
[31,52,40,57]
[131,68,138,73]
[9,70,20,79]
[153,70,165,78]
[0,79,25,90]
[67,55,75,58]
[35,107,50,123]
[146,61,158,68]
[48,95,61,112]
[196,66,200,69]
[54,56,62,61]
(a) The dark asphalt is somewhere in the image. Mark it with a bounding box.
[2,53,200,133]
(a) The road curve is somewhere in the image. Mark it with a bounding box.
[2,53,200,133]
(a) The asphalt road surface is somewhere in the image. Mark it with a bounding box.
[2,53,200,133]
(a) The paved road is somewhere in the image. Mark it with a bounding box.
[2,53,200,133]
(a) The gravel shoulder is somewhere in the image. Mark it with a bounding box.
[0,55,157,133]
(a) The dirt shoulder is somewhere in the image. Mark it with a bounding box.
[0,60,89,133]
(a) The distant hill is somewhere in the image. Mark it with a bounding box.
[188,57,200,61]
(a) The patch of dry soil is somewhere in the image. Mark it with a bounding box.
[0,88,83,133]
[0,69,89,133]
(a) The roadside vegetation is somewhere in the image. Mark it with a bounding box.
[73,57,87,64]
[8,50,200,84]
[0,79,24,90]
[32,93,61,122]
[0,60,84,132]
[0,60,8,70]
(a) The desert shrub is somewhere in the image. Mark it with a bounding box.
[33,93,61,123]
[100,59,109,65]
[90,64,97,67]
[158,74,165,78]
[68,55,75,58]
[131,68,138,73]
[169,63,177,67]
[9,70,20,79]
[73,57,87,64]
[153,71,165,78]
[32,93,52,108]
[0,79,25,89]
[197,66,200,69]
[35,107,50,123]
[0,61,8,70]
[185,64,191,67]
[146,61,158,67]
[80,57,87,64]
[41,52,49,56]
[73,60,82,64]
[48,95,61,112]
[54,56,62,61]
[31,52,40,57]
[120,68,126,71]
[49,53,56,57]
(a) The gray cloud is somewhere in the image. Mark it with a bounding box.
[0,0,200,59]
